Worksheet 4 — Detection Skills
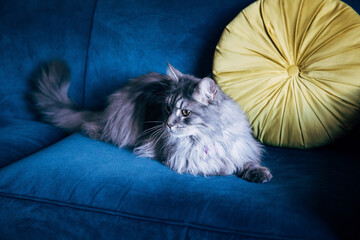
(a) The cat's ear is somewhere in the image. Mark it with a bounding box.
[166,63,183,82]
[193,77,217,105]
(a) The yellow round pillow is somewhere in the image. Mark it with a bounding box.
[213,0,360,148]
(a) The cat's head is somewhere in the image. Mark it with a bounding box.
[164,64,220,138]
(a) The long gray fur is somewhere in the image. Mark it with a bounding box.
[32,60,272,183]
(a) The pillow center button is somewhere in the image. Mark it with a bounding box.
[287,65,299,77]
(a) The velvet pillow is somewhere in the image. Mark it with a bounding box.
[213,0,360,148]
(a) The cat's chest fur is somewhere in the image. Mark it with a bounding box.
[164,125,259,176]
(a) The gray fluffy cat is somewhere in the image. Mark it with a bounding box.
[33,61,272,183]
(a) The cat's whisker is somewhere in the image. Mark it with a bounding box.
[145,125,164,138]
[153,131,165,147]
[138,128,156,138]
[148,127,164,140]
[138,128,162,139]
[138,125,163,138]
[149,127,166,143]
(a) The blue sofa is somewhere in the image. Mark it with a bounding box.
[0,0,359,239]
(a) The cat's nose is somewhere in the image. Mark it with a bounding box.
[167,123,174,129]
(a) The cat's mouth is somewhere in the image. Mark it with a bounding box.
[167,125,186,136]
[167,125,198,139]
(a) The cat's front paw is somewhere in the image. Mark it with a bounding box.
[238,165,272,183]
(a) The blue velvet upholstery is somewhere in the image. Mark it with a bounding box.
[0,134,359,239]
[0,134,358,239]
[83,0,256,110]
[0,119,66,168]
[0,0,359,239]
[0,0,95,119]
[0,0,95,165]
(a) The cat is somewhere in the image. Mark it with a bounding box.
[32,60,272,183]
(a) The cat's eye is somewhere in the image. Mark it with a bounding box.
[165,105,172,113]
[181,109,191,117]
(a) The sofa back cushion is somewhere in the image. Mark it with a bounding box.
[82,0,256,110]
[0,0,96,120]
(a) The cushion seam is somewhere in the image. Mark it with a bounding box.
[0,191,303,240]
[82,0,98,108]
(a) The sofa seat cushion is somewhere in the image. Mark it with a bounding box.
[0,118,67,168]
[0,134,358,239]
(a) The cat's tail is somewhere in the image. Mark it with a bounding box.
[32,60,101,137]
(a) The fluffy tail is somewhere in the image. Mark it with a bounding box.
[32,60,100,135]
